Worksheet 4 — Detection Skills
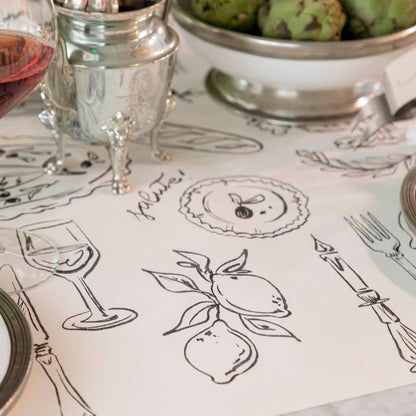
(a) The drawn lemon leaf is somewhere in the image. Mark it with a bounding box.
[174,250,212,281]
[216,249,248,274]
[143,269,200,293]
[240,315,300,340]
[164,301,217,335]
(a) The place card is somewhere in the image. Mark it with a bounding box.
[383,47,416,117]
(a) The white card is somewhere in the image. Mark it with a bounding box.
[383,47,416,115]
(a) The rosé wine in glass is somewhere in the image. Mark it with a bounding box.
[0,0,58,293]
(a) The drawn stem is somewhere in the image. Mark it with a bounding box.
[72,277,109,320]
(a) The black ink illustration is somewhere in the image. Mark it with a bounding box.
[313,236,416,372]
[399,211,416,250]
[179,176,309,238]
[296,149,414,178]
[345,212,416,280]
[295,116,412,178]
[335,122,404,149]
[245,116,350,136]
[0,264,96,415]
[0,135,125,221]
[229,193,265,219]
[127,170,186,222]
[143,249,299,384]
[244,117,292,136]
[156,122,263,155]
[18,219,138,330]
[171,88,205,103]
[298,120,351,133]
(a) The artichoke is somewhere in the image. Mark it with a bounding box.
[191,0,264,33]
[340,0,416,38]
[258,0,347,41]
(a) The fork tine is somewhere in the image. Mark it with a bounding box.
[358,214,386,240]
[365,212,393,239]
[345,216,376,244]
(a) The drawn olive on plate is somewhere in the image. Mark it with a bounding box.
[229,193,265,219]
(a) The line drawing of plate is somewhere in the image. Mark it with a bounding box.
[0,135,123,221]
[179,176,309,238]
[0,286,32,415]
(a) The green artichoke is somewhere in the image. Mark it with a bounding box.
[340,0,416,38]
[191,0,264,33]
[258,0,347,41]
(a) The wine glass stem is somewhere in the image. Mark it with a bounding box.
[73,277,109,320]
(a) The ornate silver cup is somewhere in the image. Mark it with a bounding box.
[39,1,179,194]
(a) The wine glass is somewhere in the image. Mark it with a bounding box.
[0,0,59,292]
[17,219,138,330]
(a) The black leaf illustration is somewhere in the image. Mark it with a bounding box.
[240,315,300,340]
[216,249,249,274]
[164,301,217,335]
[143,269,200,293]
[174,250,213,281]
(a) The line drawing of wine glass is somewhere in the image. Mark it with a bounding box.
[17,219,138,330]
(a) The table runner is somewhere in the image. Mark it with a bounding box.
[2,24,416,416]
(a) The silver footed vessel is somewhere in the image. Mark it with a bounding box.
[39,0,179,194]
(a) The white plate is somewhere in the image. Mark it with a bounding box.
[0,287,32,415]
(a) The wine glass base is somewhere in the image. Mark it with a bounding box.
[62,308,138,330]
[0,228,59,294]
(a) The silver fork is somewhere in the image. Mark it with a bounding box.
[345,212,416,280]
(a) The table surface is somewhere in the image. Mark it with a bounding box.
[2,21,416,416]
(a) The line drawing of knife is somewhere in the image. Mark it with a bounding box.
[312,236,416,373]
[3,264,95,416]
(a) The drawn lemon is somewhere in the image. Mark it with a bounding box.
[211,273,289,316]
[184,320,258,383]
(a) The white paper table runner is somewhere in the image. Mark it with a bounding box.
[1,24,416,416]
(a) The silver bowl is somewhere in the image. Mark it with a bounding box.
[172,0,416,120]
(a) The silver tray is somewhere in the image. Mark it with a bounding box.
[0,289,32,415]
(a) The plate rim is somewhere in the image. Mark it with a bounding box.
[0,289,32,415]
[179,175,310,238]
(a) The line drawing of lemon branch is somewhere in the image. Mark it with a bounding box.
[296,150,416,178]
[142,249,299,383]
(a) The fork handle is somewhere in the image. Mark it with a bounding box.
[391,255,416,280]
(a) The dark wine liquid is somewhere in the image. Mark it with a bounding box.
[0,30,53,119]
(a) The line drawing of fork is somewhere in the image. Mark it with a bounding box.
[345,212,416,280]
